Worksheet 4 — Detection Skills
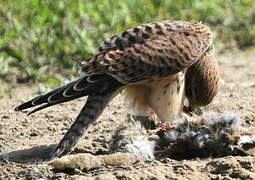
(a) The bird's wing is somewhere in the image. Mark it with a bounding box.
[82,20,213,84]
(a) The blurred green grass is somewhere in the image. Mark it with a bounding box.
[0,0,254,84]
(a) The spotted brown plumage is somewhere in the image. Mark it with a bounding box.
[15,20,219,160]
[185,49,220,108]
[83,20,212,83]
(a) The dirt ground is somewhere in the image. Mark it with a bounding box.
[0,51,255,179]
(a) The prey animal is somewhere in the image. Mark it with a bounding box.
[15,20,220,160]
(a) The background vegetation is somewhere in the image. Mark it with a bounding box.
[0,0,254,84]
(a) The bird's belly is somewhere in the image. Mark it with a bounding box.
[123,72,185,122]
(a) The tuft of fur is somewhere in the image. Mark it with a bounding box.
[110,115,156,160]
[111,112,255,160]
[153,112,243,159]
[49,112,255,171]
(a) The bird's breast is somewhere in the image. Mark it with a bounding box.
[123,72,185,122]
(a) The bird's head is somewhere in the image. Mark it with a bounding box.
[185,50,220,110]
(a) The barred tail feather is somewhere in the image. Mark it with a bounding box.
[15,74,123,115]
[47,88,117,160]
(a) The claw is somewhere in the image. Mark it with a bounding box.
[148,110,158,122]
[149,122,175,135]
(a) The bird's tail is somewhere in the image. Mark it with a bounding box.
[15,74,122,115]
[47,88,117,160]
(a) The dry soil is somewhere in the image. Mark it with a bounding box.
[0,51,255,179]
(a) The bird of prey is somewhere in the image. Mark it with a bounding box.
[15,20,220,160]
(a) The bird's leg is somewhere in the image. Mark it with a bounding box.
[123,85,159,129]
[129,110,158,130]
[147,109,158,122]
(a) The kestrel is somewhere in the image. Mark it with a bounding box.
[15,20,220,160]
